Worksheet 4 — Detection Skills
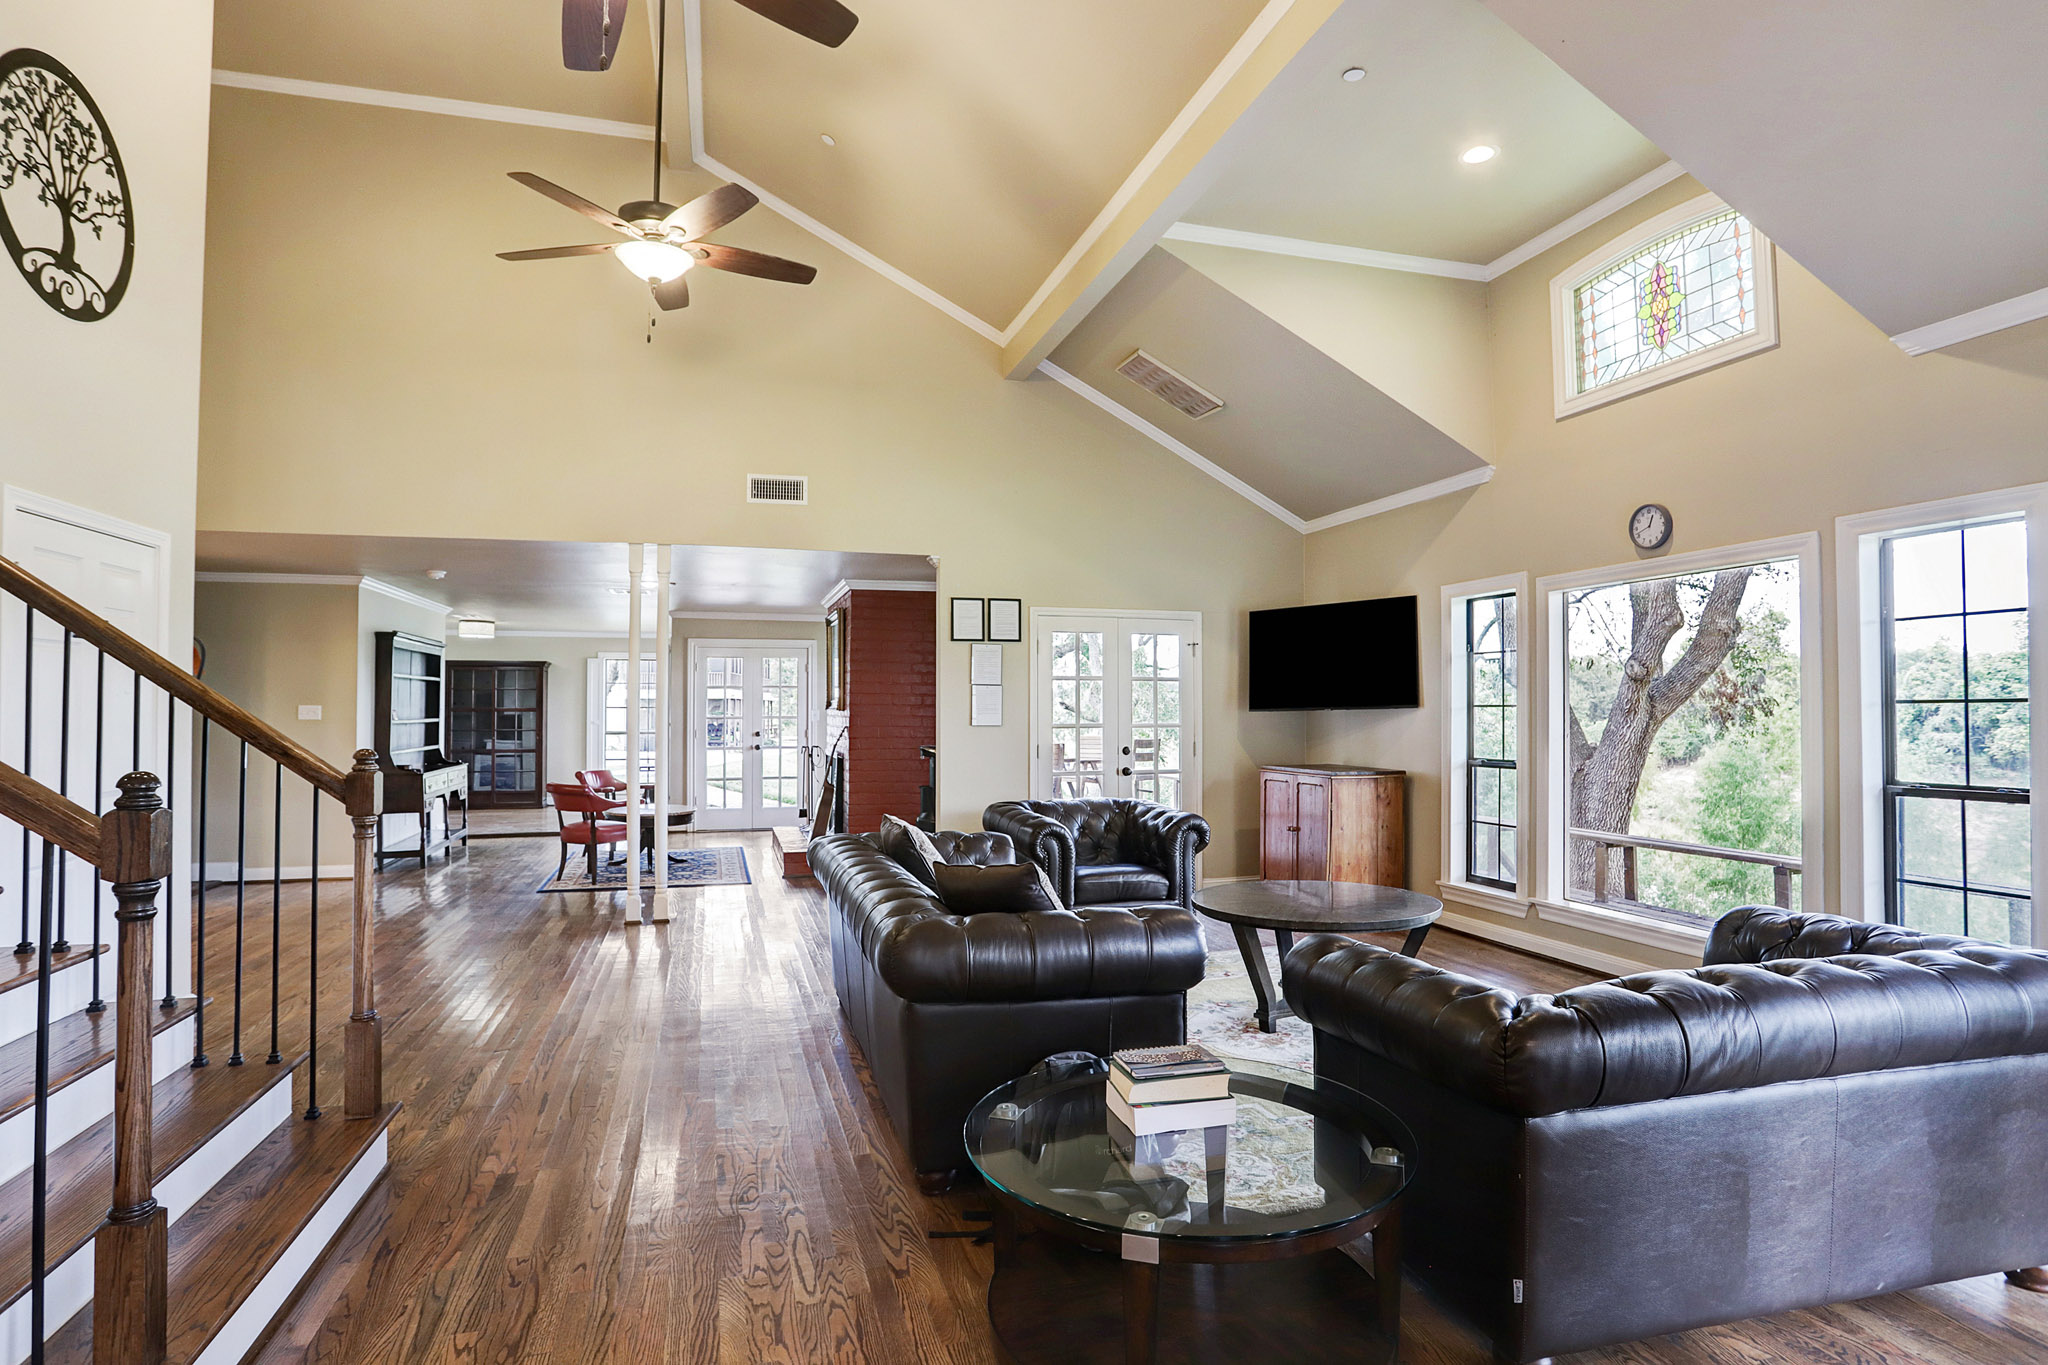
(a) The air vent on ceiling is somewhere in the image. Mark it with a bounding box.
[1116,349,1224,419]
[747,474,809,505]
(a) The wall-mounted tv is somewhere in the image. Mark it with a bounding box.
[1249,596,1420,710]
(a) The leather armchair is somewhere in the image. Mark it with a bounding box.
[810,830,1205,1185]
[982,799,1210,910]
[1282,908,2048,1362]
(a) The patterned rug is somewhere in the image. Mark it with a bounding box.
[1187,945,1315,1080]
[537,846,750,893]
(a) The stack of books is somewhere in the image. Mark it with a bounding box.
[1105,1043,1233,1142]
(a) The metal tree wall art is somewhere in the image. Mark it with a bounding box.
[0,50,133,320]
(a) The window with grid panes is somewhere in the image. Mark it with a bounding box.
[1465,594,1517,889]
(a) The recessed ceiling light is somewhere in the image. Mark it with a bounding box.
[1340,67,1366,83]
[1460,144,1498,165]
[819,133,837,147]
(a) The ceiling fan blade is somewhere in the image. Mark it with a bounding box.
[497,243,621,261]
[654,274,691,311]
[694,243,818,285]
[562,0,630,70]
[662,183,760,242]
[730,0,858,48]
[508,172,637,236]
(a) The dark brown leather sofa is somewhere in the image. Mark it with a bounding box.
[982,799,1210,910]
[1283,907,2048,1362]
[810,828,1206,1187]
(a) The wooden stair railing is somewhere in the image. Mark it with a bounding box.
[0,554,386,1365]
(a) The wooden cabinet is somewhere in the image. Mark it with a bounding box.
[1259,764,1404,887]
[449,661,548,809]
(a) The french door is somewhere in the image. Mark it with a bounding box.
[691,642,813,830]
[1032,613,1201,809]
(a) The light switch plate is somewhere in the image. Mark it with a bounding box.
[298,704,322,721]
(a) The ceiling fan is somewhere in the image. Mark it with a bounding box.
[503,0,818,313]
[563,0,856,69]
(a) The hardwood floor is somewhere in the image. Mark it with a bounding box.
[211,834,2048,1364]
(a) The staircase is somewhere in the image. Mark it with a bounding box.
[0,557,394,1365]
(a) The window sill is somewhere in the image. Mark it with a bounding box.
[1436,881,1531,919]
[1532,897,1710,957]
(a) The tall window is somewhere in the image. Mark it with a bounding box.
[1883,520,2032,941]
[597,654,658,786]
[1559,551,1804,924]
[1552,195,1777,417]
[1464,594,1517,889]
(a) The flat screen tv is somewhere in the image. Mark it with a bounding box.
[1249,596,1420,710]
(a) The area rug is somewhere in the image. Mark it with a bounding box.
[537,846,750,893]
[1186,945,1315,1081]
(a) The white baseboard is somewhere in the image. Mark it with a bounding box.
[1435,909,1661,980]
[199,863,355,884]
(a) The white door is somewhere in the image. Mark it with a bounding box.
[1,500,165,973]
[1032,613,1200,808]
[692,643,813,830]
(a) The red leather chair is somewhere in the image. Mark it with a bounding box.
[547,782,630,881]
[579,768,651,804]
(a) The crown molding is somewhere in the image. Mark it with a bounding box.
[1299,464,1495,534]
[196,569,451,615]
[820,580,939,608]
[1480,160,1686,278]
[674,610,829,622]
[1889,284,2048,356]
[211,69,655,141]
[482,628,654,639]
[360,577,454,615]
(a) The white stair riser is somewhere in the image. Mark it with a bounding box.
[193,1130,387,1365]
[0,955,103,1051]
[0,1015,197,1186]
[0,1065,292,1365]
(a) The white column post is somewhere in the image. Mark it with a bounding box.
[652,544,673,921]
[626,543,644,913]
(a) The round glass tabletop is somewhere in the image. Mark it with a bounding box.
[964,1063,1415,1248]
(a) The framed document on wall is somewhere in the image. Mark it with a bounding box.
[950,597,986,641]
[987,598,1022,642]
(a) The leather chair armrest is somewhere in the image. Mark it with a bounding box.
[875,904,1207,1003]
[1706,907,1979,965]
[1120,804,1211,907]
[983,802,1077,906]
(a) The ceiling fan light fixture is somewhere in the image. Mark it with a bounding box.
[615,239,696,282]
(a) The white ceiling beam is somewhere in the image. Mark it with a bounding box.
[1889,284,2048,356]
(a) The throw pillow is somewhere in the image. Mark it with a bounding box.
[879,814,944,889]
[931,860,1065,915]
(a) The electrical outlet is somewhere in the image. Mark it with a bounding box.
[298,704,323,721]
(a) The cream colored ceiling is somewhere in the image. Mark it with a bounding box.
[196,532,932,632]
[1184,0,1667,264]
[212,0,662,129]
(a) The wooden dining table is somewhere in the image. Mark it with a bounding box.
[604,802,698,863]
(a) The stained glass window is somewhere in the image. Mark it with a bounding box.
[1572,208,1757,397]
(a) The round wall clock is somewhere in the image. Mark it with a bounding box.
[1629,503,1673,551]
[0,49,134,321]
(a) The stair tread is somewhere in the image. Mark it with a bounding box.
[0,997,201,1125]
[43,1103,400,1365]
[0,1048,306,1312]
[0,945,107,997]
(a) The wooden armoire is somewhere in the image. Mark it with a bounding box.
[1258,764,1405,886]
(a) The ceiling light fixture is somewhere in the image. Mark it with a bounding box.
[457,618,497,639]
[819,133,837,147]
[613,238,696,283]
[1460,144,1498,165]
[426,569,449,580]
[1340,67,1366,83]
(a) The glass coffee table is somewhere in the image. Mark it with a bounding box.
[965,1063,1414,1365]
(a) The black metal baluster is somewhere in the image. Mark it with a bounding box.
[17,604,34,957]
[269,761,283,1064]
[231,739,248,1067]
[51,631,71,955]
[30,840,56,1363]
[88,651,105,1014]
[193,719,210,1066]
[305,795,320,1119]
[162,698,176,1008]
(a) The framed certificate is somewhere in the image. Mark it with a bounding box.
[950,596,986,641]
[987,597,1022,642]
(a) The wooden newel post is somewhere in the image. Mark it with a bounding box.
[344,749,383,1119]
[94,771,172,1365]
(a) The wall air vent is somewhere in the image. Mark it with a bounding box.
[747,474,809,505]
[1115,349,1224,419]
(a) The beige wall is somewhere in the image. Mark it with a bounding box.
[1302,174,2048,967]
[1161,239,1495,458]
[194,90,1308,874]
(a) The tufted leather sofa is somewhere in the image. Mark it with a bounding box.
[982,799,1210,910]
[1283,907,2048,1362]
[810,828,1206,1186]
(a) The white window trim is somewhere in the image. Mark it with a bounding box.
[1835,482,2048,938]
[1550,192,1780,419]
[1440,574,1531,915]
[1536,532,1823,950]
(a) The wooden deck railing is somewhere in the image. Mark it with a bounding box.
[1569,826,1802,911]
